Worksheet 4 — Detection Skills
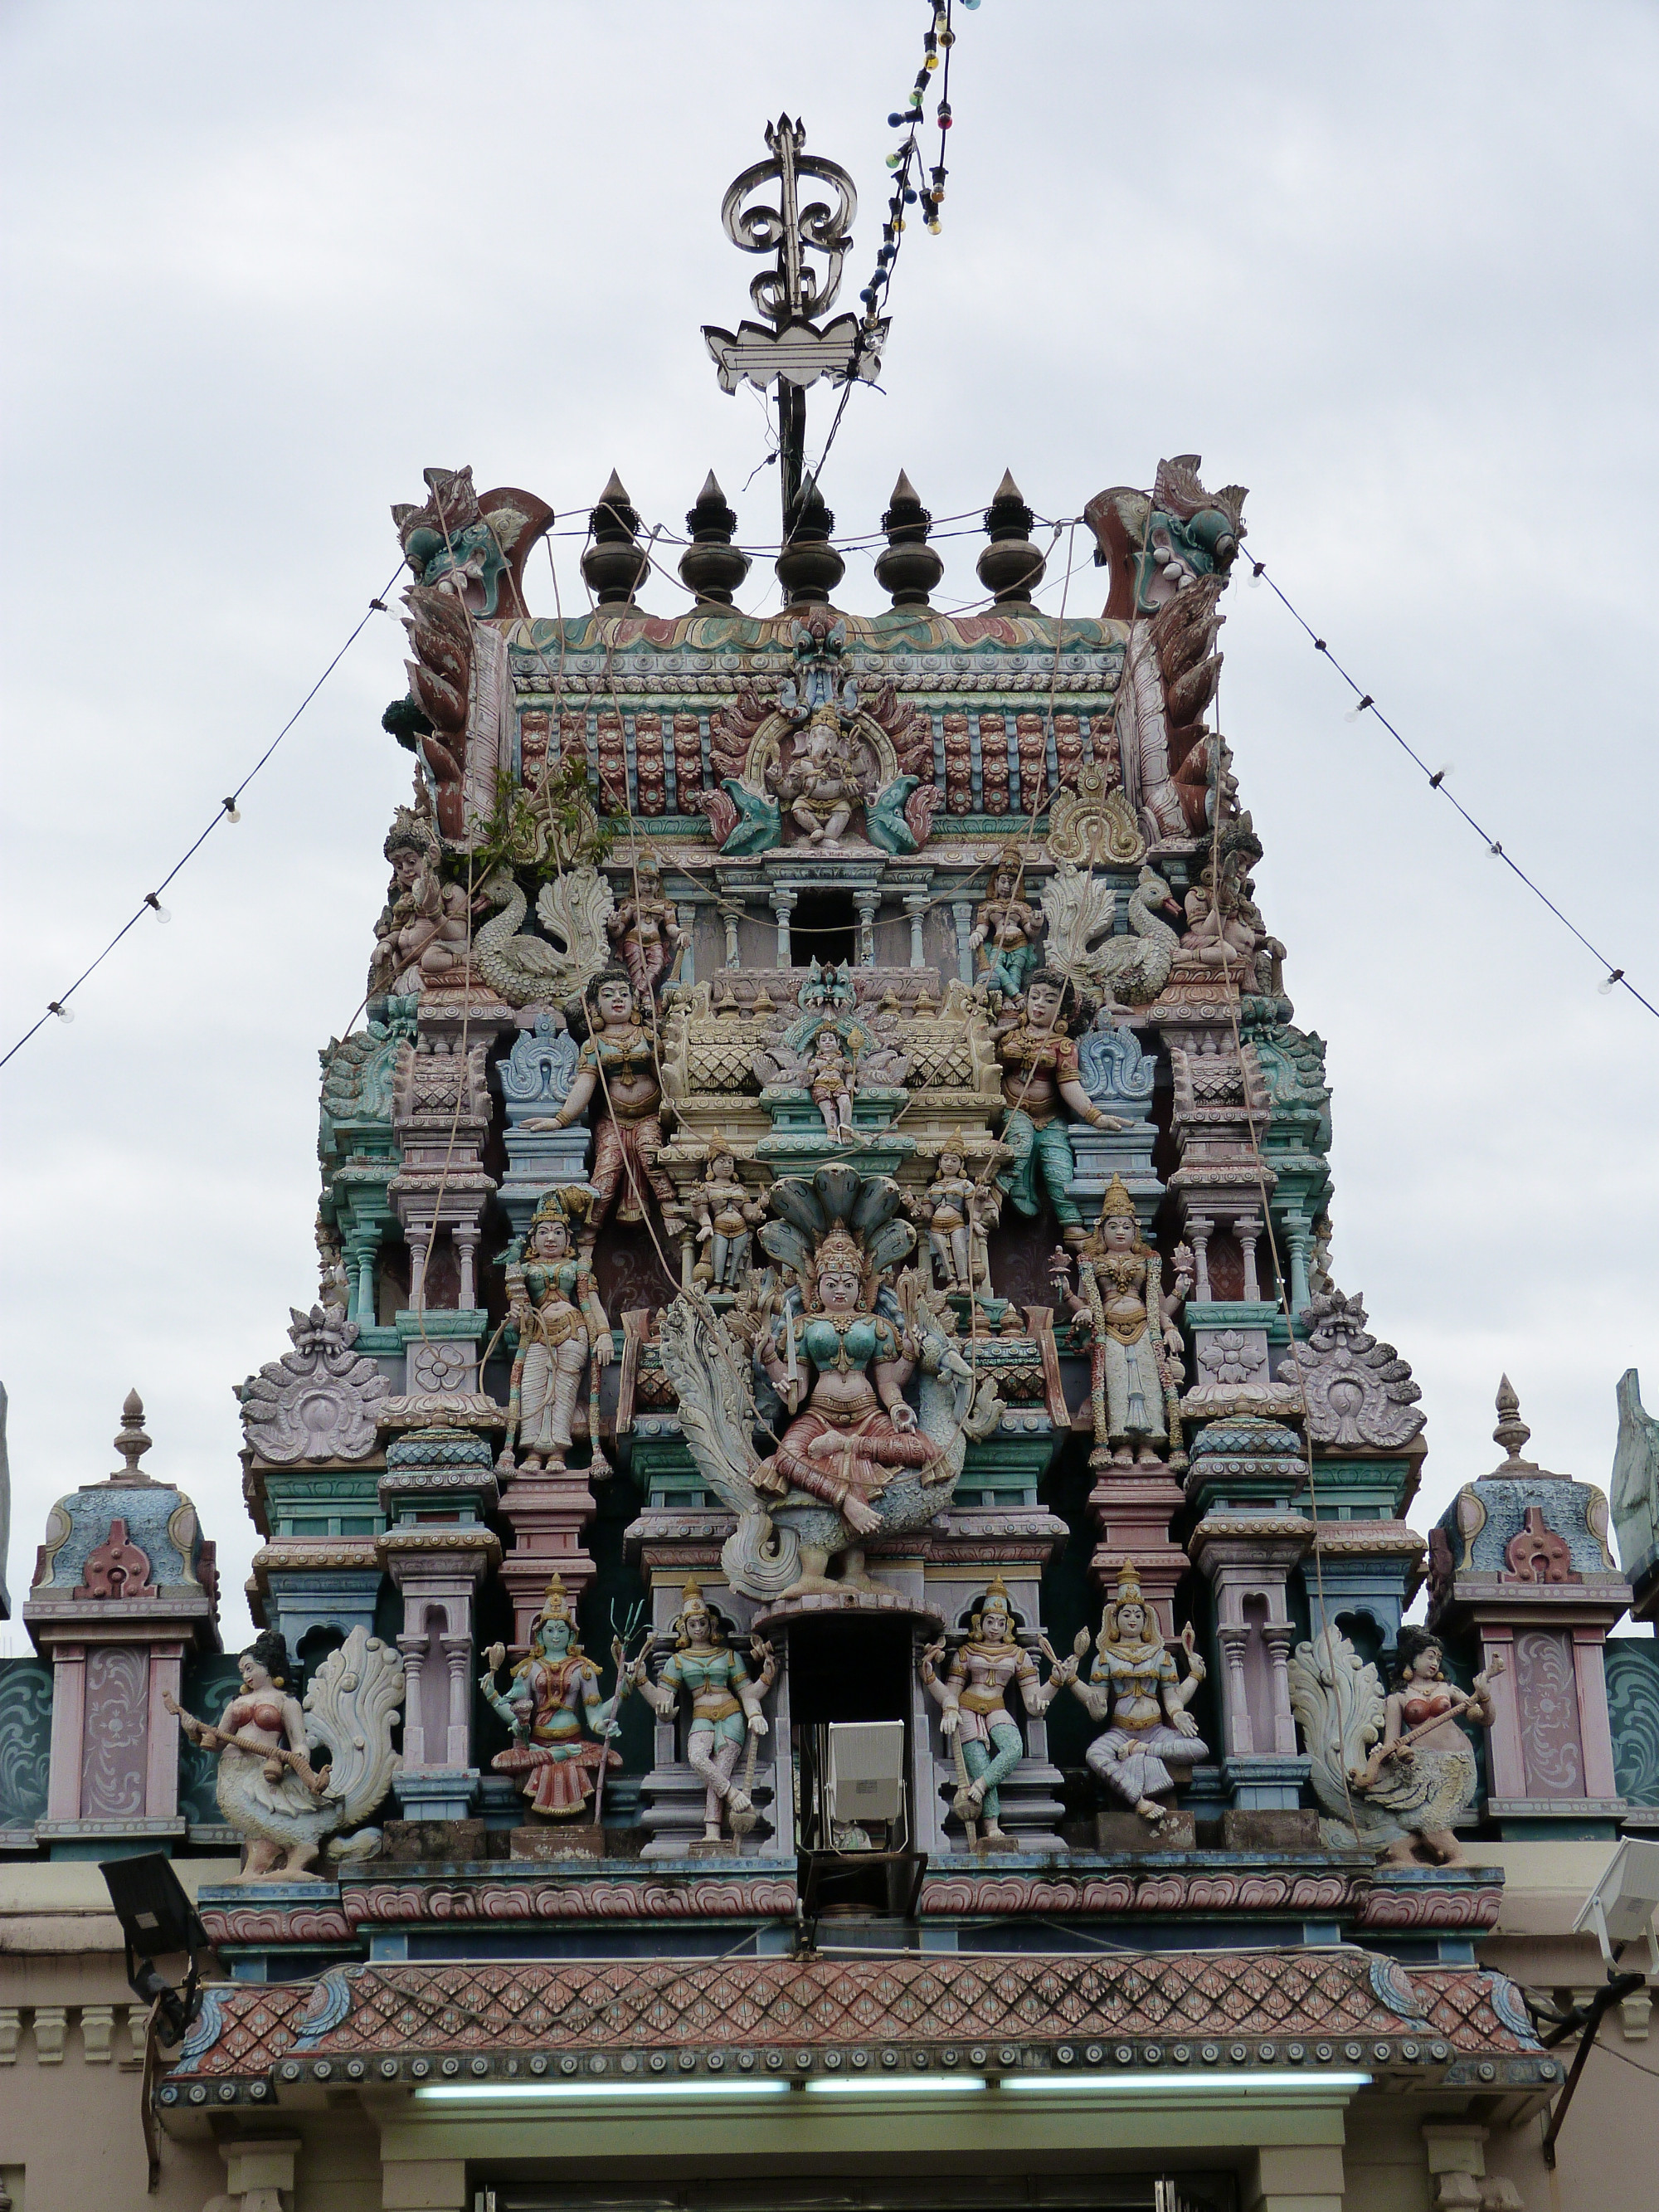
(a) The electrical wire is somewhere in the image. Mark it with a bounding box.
[1241,552,1657,1021]
[1,562,406,1071]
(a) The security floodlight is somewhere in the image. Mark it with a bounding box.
[1536,1837,1659,2168]
[825,1720,905,1825]
[100,1854,209,2045]
[1571,1836,1659,1972]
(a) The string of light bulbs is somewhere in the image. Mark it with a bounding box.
[0,563,405,1072]
[1241,551,1657,1022]
[796,0,975,522]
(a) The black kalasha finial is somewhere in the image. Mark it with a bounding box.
[976,468,1047,606]
[874,469,944,610]
[678,472,751,606]
[775,478,846,607]
[581,469,650,606]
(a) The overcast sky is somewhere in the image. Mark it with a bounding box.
[2,2,1656,1647]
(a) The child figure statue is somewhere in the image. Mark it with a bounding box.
[479,1574,628,1826]
[914,1146,1000,1297]
[1067,1562,1208,1833]
[921,1577,1076,1845]
[689,1147,766,1291]
[968,865,1047,1006]
[807,1027,859,1143]
[628,1578,777,1846]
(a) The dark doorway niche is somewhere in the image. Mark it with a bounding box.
[789,887,857,967]
[787,1615,912,1727]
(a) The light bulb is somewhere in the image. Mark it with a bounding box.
[1343,694,1373,723]
[1598,969,1626,996]
[1428,763,1452,788]
[47,1000,73,1023]
[146,894,172,923]
[222,796,241,822]
[1246,562,1263,587]
[925,51,939,70]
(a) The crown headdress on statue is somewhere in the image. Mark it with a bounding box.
[528,1185,600,1240]
[674,1573,725,1646]
[533,1573,575,1626]
[971,1573,1016,1639]
[1100,1557,1155,1646]
[1098,1177,1137,1221]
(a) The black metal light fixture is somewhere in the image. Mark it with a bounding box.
[100,1853,209,2044]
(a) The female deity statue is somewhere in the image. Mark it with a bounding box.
[606,853,687,1004]
[504,1188,613,1474]
[968,866,1047,1006]
[914,1147,998,1297]
[1050,1177,1193,1465]
[807,1027,859,1143]
[368,797,473,996]
[547,967,676,1241]
[754,1211,945,1594]
[995,971,1124,1248]
[1354,1626,1496,1866]
[172,1630,323,1878]
[1066,1562,1208,1832]
[479,1574,627,1824]
[628,1578,777,1844]
[688,1147,766,1291]
[921,1577,1076,1844]
[168,1626,404,1879]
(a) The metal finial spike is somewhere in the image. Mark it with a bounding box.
[111,1391,153,1483]
[891,468,921,505]
[993,468,1024,504]
[599,469,631,507]
[698,470,726,505]
[1493,1373,1532,1461]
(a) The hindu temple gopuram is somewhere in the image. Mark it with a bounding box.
[3,114,1657,2212]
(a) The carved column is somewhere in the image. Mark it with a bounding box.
[381,1425,503,1825]
[904,894,930,968]
[1186,1216,1214,1303]
[1281,1211,1311,1318]
[723,908,741,968]
[454,1225,478,1311]
[676,902,697,988]
[440,1632,474,1769]
[1185,1416,1314,1820]
[771,889,796,966]
[1216,1625,1251,1752]
[406,1221,431,1314]
[1236,1212,1262,1302]
[951,899,975,987]
[854,889,878,967]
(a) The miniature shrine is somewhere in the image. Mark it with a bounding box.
[2,111,1657,2212]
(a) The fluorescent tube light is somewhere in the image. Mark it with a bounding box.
[413,2078,791,2103]
[1002,2072,1372,2096]
[805,2074,988,2095]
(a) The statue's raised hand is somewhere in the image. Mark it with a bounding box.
[1179,1623,1206,1681]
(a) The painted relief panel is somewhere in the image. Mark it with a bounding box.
[1513,1629,1584,1799]
[80,1644,149,1819]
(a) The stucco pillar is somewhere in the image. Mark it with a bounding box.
[771,889,796,965]
[382,2156,469,2210]
[854,889,878,966]
[221,2135,302,2211]
[1245,2141,1345,2212]
[904,893,930,967]
[951,897,975,985]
